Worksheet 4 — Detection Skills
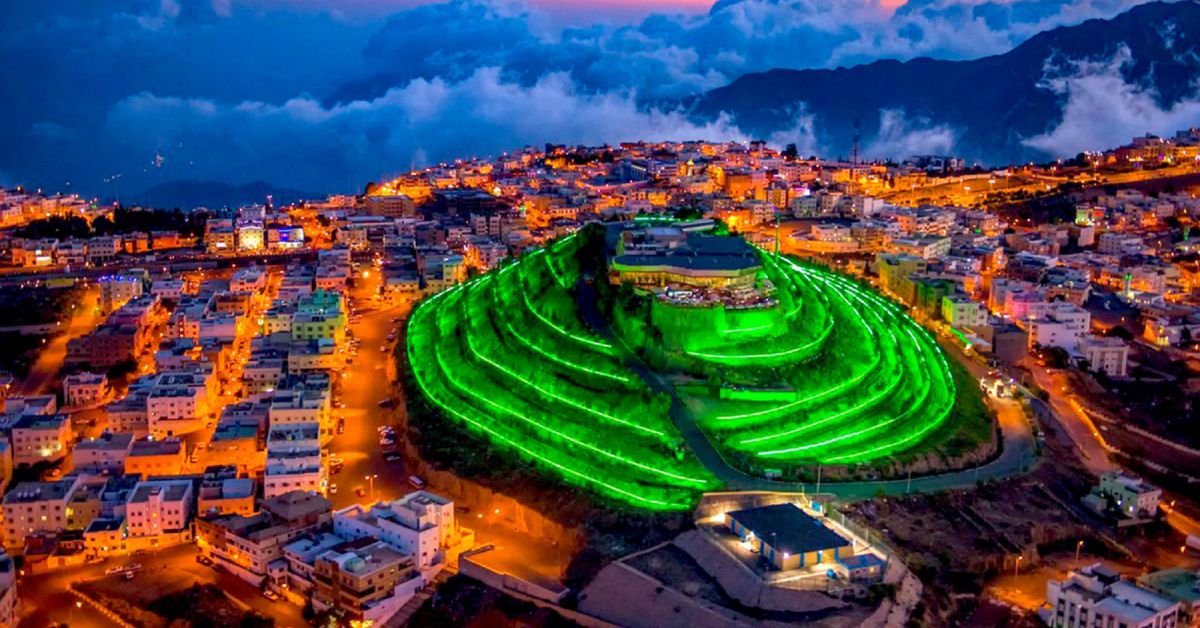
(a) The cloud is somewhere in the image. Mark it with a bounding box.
[0,0,1163,193]
[765,105,819,156]
[102,68,749,191]
[864,109,956,158]
[1022,45,1200,156]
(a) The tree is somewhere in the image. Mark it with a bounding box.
[782,143,799,159]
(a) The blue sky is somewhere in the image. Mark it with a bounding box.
[0,0,1155,199]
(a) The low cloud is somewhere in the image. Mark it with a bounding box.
[864,109,956,158]
[103,68,749,191]
[1023,45,1200,156]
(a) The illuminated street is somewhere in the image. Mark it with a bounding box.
[20,284,102,395]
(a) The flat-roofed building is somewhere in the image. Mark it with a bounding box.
[312,540,422,624]
[1,478,81,552]
[126,479,193,539]
[196,490,332,586]
[62,372,110,407]
[1045,563,1180,628]
[125,437,185,478]
[334,491,458,569]
[725,503,852,571]
[10,414,71,466]
[73,432,135,474]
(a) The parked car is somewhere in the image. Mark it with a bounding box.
[261,590,280,602]
[329,483,338,495]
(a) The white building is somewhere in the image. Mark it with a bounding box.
[63,372,110,407]
[333,491,457,569]
[1044,563,1180,628]
[1029,302,1091,350]
[264,423,326,498]
[146,385,206,438]
[1079,335,1130,377]
[126,480,194,538]
[98,273,144,311]
[10,414,71,466]
[1096,471,1161,519]
[1,478,81,552]
[1097,232,1145,256]
[73,432,136,474]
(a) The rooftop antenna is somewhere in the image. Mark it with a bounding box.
[851,118,861,171]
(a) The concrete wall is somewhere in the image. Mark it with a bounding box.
[459,548,568,604]
[673,530,846,614]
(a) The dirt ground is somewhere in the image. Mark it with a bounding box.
[839,404,1103,626]
[76,566,252,628]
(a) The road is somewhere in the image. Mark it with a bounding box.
[325,270,411,508]
[1025,365,1117,477]
[327,272,574,589]
[19,543,305,628]
[21,285,102,395]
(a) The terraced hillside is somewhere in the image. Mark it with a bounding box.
[407,234,719,510]
[406,227,984,510]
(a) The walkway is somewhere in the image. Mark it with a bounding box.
[576,278,1036,501]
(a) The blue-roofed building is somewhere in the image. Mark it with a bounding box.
[725,502,852,571]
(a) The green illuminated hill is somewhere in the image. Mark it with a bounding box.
[406,224,981,510]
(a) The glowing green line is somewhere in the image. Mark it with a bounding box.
[431,335,705,485]
[458,288,665,438]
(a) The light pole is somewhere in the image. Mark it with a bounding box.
[1014,555,1023,579]
[366,474,378,502]
[1075,540,1084,561]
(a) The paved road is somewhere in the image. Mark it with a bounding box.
[575,278,1037,500]
[1026,365,1117,477]
[21,285,102,395]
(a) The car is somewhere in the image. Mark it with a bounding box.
[125,571,136,580]
[196,555,213,566]
[408,475,426,490]
[261,590,280,602]
[382,452,402,463]
[126,562,143,570]
[104,566,124,575]
[329,483,338,494]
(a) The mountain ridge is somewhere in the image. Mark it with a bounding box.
[688,0,1200,165]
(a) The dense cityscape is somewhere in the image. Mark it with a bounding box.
[0,128,1198,626]
[6,1,1200,627]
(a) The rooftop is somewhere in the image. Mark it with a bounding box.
[726,503,851,555]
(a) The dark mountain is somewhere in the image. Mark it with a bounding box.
[128,180,318,211]
[689,1,1200,165]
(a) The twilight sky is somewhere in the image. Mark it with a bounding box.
[0,0,1156,200]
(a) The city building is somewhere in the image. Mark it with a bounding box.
[724,503,852,571]
[1044,563,1180,628]
[333,491,460,569]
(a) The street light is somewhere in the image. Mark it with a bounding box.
[1014,555,1023,579]
[1075,540,1083,561]
[366,474,378,502]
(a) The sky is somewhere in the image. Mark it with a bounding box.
[0,0,1162,200]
